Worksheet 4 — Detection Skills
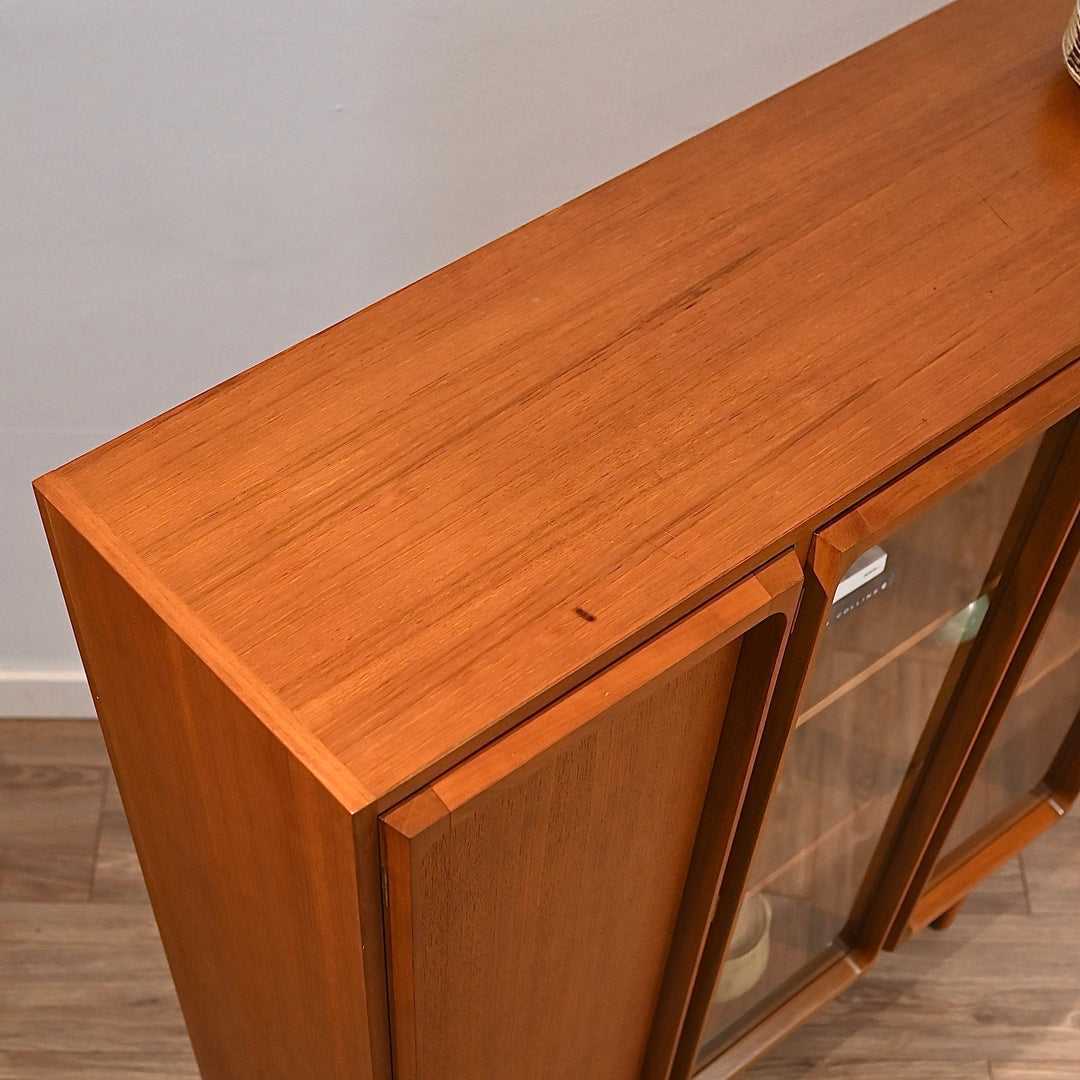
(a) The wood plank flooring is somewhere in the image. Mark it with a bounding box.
[3,718,1080,1079]
[0,719,197,1079]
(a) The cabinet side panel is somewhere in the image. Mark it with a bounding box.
[38,497,378,1080]
[384,638,743,1080]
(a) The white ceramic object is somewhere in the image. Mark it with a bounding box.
[1066,1,1080,87]
[713,894,772,1004]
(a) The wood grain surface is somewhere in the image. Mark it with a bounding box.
[380,559,799,1080]
[34,499,387,1080]
[644,561,801,1080]
[35,0,1080,801]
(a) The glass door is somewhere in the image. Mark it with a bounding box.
[895,511,1080,938]
[661,404,1080,1080]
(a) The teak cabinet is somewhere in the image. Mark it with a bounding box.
[33,0,1080,1077]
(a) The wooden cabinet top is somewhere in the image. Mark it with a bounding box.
[37,0,1080,804]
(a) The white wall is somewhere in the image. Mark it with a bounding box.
[1,0,949,716]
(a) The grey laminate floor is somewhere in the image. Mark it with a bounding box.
[3,717,1080,1079]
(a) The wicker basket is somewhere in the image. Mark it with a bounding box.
[1067,0,1080,86]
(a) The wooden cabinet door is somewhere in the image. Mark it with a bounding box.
[379,553,802,1080]
[675,391,1080,1080]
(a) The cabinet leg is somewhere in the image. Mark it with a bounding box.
[931,901,964,930]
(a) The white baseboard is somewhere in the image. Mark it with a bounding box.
[0,670,95,718]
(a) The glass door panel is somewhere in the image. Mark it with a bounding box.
[939,555,1080,862]
[695,438,1042,1065]
[800,443,1037,719]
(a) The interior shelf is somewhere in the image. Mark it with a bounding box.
[1015,609,1080,698]
[796,602,978,728]
[747,788,896,897]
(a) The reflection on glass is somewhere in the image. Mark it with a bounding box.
[695,439,1041,1066]
[939,555,1080,864]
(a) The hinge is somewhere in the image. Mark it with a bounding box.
[380,864,389,907]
